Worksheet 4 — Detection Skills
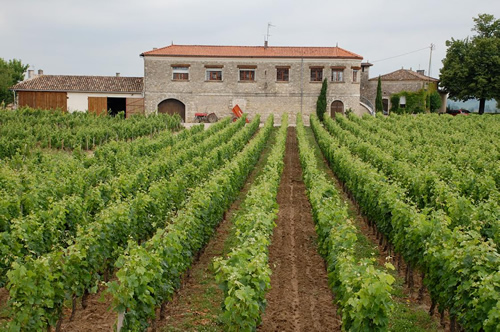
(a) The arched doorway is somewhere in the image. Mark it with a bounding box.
[331,100,344,118]
[158,99,185,122]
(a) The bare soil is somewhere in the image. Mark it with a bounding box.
[0,287,9,325]
[59,287,116,332]
[259,127,342,331]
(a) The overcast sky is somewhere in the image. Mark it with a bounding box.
[1,0,498,79]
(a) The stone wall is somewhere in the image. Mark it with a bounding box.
[144,56,368,123]
[362,79,427,111]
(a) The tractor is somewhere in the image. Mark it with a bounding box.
[193,112,218,123]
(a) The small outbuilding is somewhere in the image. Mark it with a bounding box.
[11,72,144,117]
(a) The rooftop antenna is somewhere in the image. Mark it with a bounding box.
[265,22,275,47]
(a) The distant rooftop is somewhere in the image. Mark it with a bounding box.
[11,75,143,93]
[141,44,363,59]
[369,68,438,82]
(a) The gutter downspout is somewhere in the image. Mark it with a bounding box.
[300,55,304,113]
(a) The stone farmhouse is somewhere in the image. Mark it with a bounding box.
[360,68,443,113]
[141,44,374,123]
[13,44,446,120]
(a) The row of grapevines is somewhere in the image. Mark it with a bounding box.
[326,115,500,248]
[357,114,500,191]
[213,114,288,331]
[338,114,498,203]
[5,115,260,331]
[108,115,274,331]
[0,107,182,158]
[0,114,197,233]
[0,119,232,285]
[376,113,500,157]
[296,114,394,331]
[311,114,500,331]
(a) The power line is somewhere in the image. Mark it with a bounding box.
[371,46,432,63]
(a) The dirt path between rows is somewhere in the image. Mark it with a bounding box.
[259,128,341,331]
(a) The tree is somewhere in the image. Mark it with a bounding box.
[0,58,29,105]
[316,78,327,121]
[440,14,500,114]
[375,76,383,113]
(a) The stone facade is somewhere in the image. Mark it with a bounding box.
[360,67,440,113]
[142,45,371,124]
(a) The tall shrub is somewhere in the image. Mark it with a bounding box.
[429,91,442,112]
[375,76,384,113]
[316,78,328,121]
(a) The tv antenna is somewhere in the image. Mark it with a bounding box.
[266,22,275,43]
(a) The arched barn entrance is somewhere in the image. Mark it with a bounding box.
[331,100,344,118]
[158,99,185,122]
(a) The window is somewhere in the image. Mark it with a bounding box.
[331,69,344,82]
[276,67,289,82]
[352,69,359,83]
[310,67,323,82]
[172,66,189,80]
[239,70,255,81]
[399,96,406,108]
[206,69,222,81]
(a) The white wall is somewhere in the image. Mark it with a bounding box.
[67,92,142,113]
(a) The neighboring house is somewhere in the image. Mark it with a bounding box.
[141,44,372,123]
[10,71,144,117]
[360,67,444,113]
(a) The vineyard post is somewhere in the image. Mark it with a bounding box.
[117,311,125,332]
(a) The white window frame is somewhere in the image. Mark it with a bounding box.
[352,69,359,83]
[206,68,223,81]
[331,69,344,82]
[172,66,189,80]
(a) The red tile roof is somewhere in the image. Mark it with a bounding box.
[11,75,143,93]
[141,44,363,59]
[369,69,438,82]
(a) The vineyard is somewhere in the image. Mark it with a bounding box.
[0,108,499,331]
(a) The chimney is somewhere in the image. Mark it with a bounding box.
[116,73,120,77]
[417,69,425,75]
[28,70,34,79]
[264,40,268,48]
[38,69,43,76]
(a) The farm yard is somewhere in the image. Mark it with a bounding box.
[0,109,499,331]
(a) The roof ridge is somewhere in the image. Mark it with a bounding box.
[369,68,438,81]
[141,44,363,59]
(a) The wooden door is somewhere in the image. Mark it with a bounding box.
[126,98,145,118]
[18,91,67,111]
[158,99,185,122]
[383,99,389,113]
[330,100,344,118]
[88,97,107,116]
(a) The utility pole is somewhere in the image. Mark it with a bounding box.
[428,43,435,77]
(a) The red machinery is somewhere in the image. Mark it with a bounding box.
[231,105,249,123]
[193,112,218,123]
